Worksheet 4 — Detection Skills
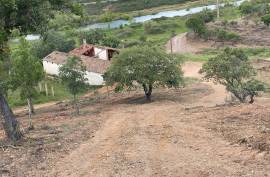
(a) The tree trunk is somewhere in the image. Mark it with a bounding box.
[73,94,79,115]
[216,0,220,19]
[143,84,153,101]
[0,93,22,141]
[27,98,34,130]
[29,97,35,114]
[249,95,254,104]
[235,93,246,103]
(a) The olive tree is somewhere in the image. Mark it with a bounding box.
[10,38,44,129]
[200,48,264,103]
[104,46,184,101]
[59,56,87,115]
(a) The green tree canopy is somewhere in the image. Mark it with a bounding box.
[32,30,76,59]
[261,14,270,27]
[200,48,264,103]
[185,16,206,37]
[0,0,77,141]
[79,30,120,48]
[10,38,44,129]
[59,56,88,115]
[104,46,184,101]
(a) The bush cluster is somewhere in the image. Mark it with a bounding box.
[261,14,270,26]
[144,22,166,34]
[239,1,270,16]
[79,30,120,48]
[186,13,240,43]
[32,31,76,59]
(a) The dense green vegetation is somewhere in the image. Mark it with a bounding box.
[0,0,86,141]
[186,9,240,42]
[5,0,270,110]
[10,38,45,129]
[201,48,265,103]
[104,46,184,101]
[5,0,270,107]
[59,56,88,115]
[7,79,71,108]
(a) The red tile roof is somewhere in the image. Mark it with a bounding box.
[69,44,94,56]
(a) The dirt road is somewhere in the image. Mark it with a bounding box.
[5,33,269,177]
[182,62,228,107]
[50,99,269,177]
[47,62,268,177]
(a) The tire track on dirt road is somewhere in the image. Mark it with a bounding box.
[49,102,269,177]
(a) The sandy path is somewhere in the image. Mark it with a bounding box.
[182,61,228,107]
[165,32,229,106]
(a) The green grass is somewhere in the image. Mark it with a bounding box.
[219,5,242,21]
[7,79,72,108]
[179,52,214,62]
[8,77,102,108]
[107,16,188,47]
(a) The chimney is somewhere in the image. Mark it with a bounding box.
[83,39,87,45]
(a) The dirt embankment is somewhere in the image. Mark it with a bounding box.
[165,33,214,54]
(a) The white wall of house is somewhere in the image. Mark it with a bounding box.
[94,47,108,60]
[43,60,104,86]
[43,61,60,76]
[85,71,104,85]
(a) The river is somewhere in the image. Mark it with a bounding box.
[25,0,246,40]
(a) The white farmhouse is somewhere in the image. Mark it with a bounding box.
[42,44,119,85]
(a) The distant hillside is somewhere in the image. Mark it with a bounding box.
[77,0,197,15]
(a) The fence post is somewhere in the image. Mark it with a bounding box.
[45,83,48,96]
[51,86,55,97]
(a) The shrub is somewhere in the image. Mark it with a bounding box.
[144,22,165,34]
[48,12,82,31]
[239,1,270,16]
[122,40,141,47]
[185,17,206,37]
[100,35,120,48]
[79,30,120,48]
[79,30,106,45]
[129,23,143,29]
[261,14,270,26]
[239,2,254,15]
[32,31,76,59]
[214,28,240,42]
[59,56,88,115]
[198,9,215,23]
[116,29,133,38]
